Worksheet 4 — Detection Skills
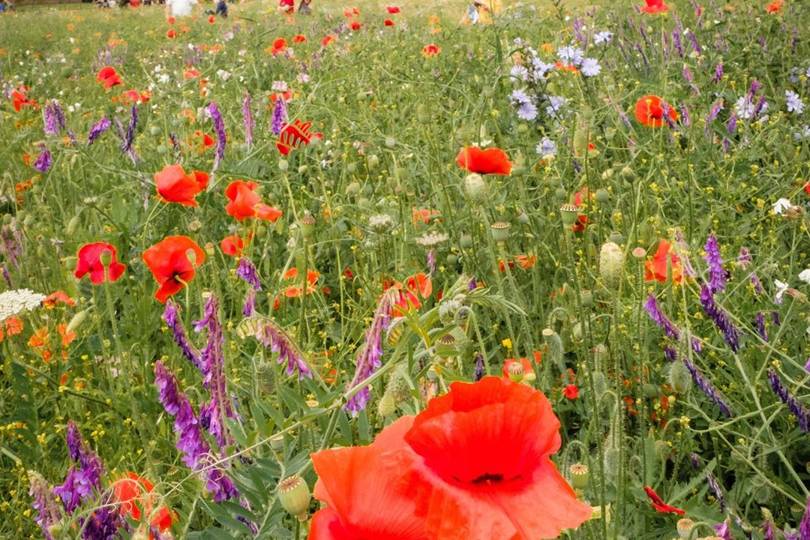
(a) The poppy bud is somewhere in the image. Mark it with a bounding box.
[434,332,458,359]
[569,463,589,490]
[347,163,357,174]
[47,524,64,538]
[298,165,308,174]
[149,126,161,136]
[157,144,169,155]
[654,439,670,460]
[490,221,511,243]
[595,189,610,204]
[554,187,567,200]
[591,370,607,400]
[278,475,310,521]
[66,215,81,236]
[367,154,379,170]
[608,231,624,244]
[459,234,473,249]
[676,518,695,539]
[620,165,635,180]
[446,253,458,266]
[560,204,579,226]
[269,434,284,452]
[542,328,565,373]
[599,242,625,289]
[668,361,692,393]
[188,219,202,232]
[580,290,593,307]
[385,137,396,148]
[377,391,396,417]
[571,322,583,343]
[278,159,289,171]
[346,181,360,195]
[67,309,89,334]
[517,211,530,225]
[204,243,215,257]
[603,446,620,477]
[463,173,487,201]
[255,225,267,238]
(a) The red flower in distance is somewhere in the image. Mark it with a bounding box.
[766,0,784,13]
[208,15,216,24]
[12,87,38,112]
[166,29,177,39]
[634,95,678,127]
[456,146,512,175]
[276,119,322,155]
[640,0,669,13]
[386,6,400,13]
[322,35,336,47]
[563,384,580,400]
[293,34,307,43]
[154,164,208,207]
[74,242,126,284]
[350,21,362,31]
[96,67,122,89]
[643,486,685,515]
[644,239,683,283]
[224,180,283,222]
[142,236,205,303]
[271,37,288,56]
[421,43,440,57]
[384,18,395,26]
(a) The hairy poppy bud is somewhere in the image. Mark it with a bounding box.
[668,361,692,394]
[377,391,396,417]
[278,159,289,171]
[384,136,396,148]
[620,165,634,180]
[599,242,625,289]
[490,221,511,243]
[603,446,620,477]
[463,173,487,201]
[278,475,310,521]
[66,215,81,236]
[459,234,473,249]
[542,328,566,373]
[367,154,379,170]
[569,463,589,490]
[595,188,610,204]
[66,309,89,334]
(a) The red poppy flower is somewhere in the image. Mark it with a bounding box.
[384,18,395,26]
[183,69,201,80]
[276,119,322,155]
[421,43,441,57]
[563,384,579,400]
[74,242,126,284]
[96,67,122,89]
[634,95,678,127]
[643,486,685,515]
[343,6,360,17]
[514,254,537,269]
[397,377,590,539]
[166,29,177,39]
[804,181,810,196]
[12,88,38,112]
[293,34,307,43]
[322,35,336,47]
[271,38,287,56]
[220,235,246,257]
[456,146,512,175]
[142,236,205,303]
[208,15,216,24]
[191,130,215,151]
[350,21,362,31]
[386,6,400,13]
[640,0,669,13]
[766,0,783,13]
[154,164,208,207]
[644,239,683,283]
[167,16,176,24]
[390,273,432,316]
[122,89,150,104]
[224,180,283,222]
[111,472,173,535]
[502,357,535,382]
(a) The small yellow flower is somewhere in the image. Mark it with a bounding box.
[501,338,512,350]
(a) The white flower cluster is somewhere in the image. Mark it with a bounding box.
[0,289,46,320]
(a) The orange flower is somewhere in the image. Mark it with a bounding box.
[42,291,77,308]
[411,208,439,225]
[644,239,683,283]
[57,324,76,348]
[96,67,123,89]
[389,273,432,316]
[183,69,201,80]
[766,0,783,13]
[640,0,669,13]
[4,317,23,336]
[555,61,580,73]
[142,236,206,303]
[634,95,678,127]
[224,180,283,222]
[12,88,38,112]
[422,43,441,57]
[122,89,150,104]
[154,164,209,207]
[74,243,127,284]
[28,327,49,349]
[514,254,537,269]
[167,16,176,24]
[456,146,512,175]
[208,15,216,24]
[321,35,336,47]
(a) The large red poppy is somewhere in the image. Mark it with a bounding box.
[644,239,683,283]
[96,66,123,89]
[456,146,512,175]
[634,95,678,127]
[111,472,173,535]
[640,0,669,13]
[310,417,429,540]
[154,164,209,207]
[142,236,205,303]
[224,180,283,222]
[276,120,323,156]
[74,242,126,284]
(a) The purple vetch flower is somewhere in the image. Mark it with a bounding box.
[644,295,681,340]
[242,93,254,148]
[689,453,702,469]
[726,113,738,135]
[206,102,227,170]
[672,26,684,57]
[755,312,768,341]
[53,421,104,514]
[467,277,477,291]
[82,503,124,540]
[713,63,724,83]
[664,346,677,362]
[29,471,62,540]
[771,311,781,327]
[714,520,731,540]
[250,318,313,379]
[427,249,436,275]
[271,97,286,136]
[704,234,727,293]
[236,258,261,291]
[799,497,810,539]
[687,31,702,54]
[2,265,11,287]
[572,18,586,46]
[154,361,238,501]
[242,289,257,317]
[680,104,691,127]
[34,146,52,173]
[805,357,810,374]
[163,301,201,370]
[43,100,66,136]
[763,518,775,540]
[700,285,741,352]
[706,471,727,512]
[193,295,236,449]
[87,117,111,145]
[683,356,733,417]
[345,289,398,414]
[737,247,752,268]
[473,352,485,381]
[706,100,723,127]
[767,368,810,432]
[121,105,138,161]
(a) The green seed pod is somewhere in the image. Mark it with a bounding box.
[367,154,379,170]
[387,365,411,404]
[553,187,567,200]
[269,434,284,452]
[620,165,635,180]
[278,475,311,521]
[668,361,692,394]
[459,234,473,249]
[676,518,695,539]
[608,231,624,244]
[446,253,458,266]
[599,242,625,289]
[149,125,161,136]
[569,463,589,490]
[642,383,659,399]
[300,214,315,239]
[490,221,511,243]
[560,204,579,226]
[156,144,169,155]
[516,211,530,225]
[595,188,610,204]
[346,181,361,195]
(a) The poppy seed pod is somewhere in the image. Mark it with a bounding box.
[490,221,511,243]
[595,188,610,204]
[668,360,692,394]
[599,242,625,289]
[278,475,311,520]
[300,214,315,238]
[269,434,284,452]
[434,332,458,359]
[560,204,579,226]
[507,361,525,382]
[463,173,488,201]
[367,154,379,170]
[569,463,589,490]
[676,518,695,539]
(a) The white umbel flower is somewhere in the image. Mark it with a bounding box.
[0,289,46,320]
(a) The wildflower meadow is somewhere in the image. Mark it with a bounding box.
[1,0,809,538]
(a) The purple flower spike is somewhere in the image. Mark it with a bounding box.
[34,147,52,173]
[683,356,733,417]
[207,102,227,170]
[29,471,62,540]
[236,258,262,291]
[163,301,202,371]
[699,285,740,353]
[246,317,313,379]
[704,234,727,293]
[87,117,111,145]
[271,97,286,136]
[768,368,810,432]
[644,295,680,340]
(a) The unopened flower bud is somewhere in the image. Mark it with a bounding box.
[278,475,311,521]
[463,173,487,201]
[603,446,620,477]
[278,159,289,171]
[66,214,81,236]
[595,189,610,204]
[377,392,396,417]
[66,309,89,334]
[668,361,692,394]
[300,214,315,238]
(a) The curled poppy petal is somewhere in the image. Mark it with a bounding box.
[643,486,685,515]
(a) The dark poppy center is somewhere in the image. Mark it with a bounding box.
[471,473,504,484]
